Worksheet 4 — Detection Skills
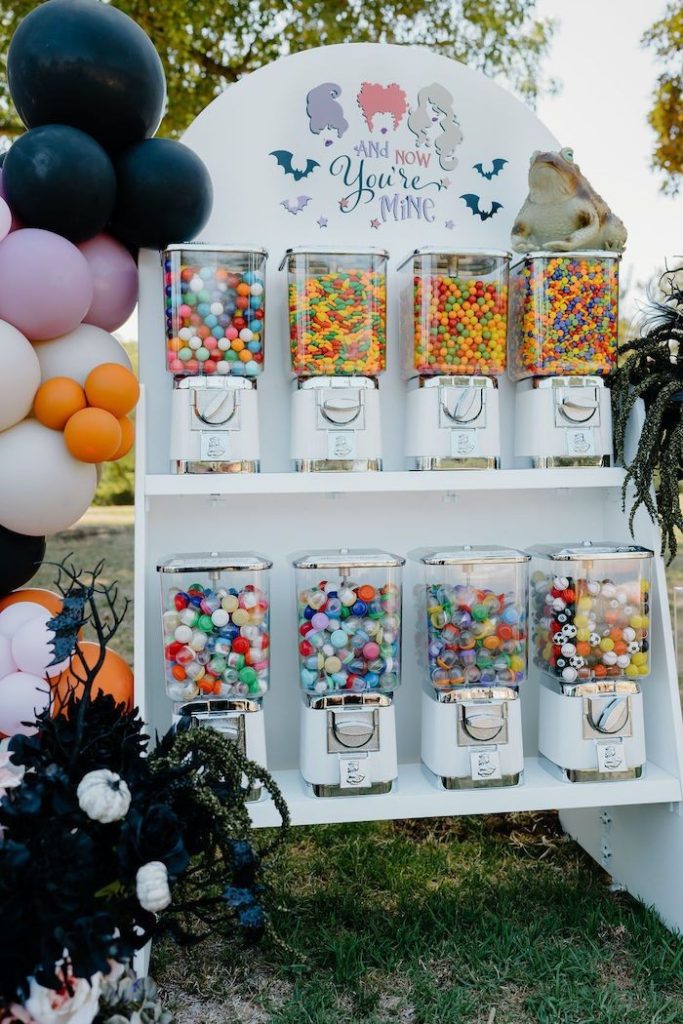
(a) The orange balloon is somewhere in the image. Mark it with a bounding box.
[0,587,64,616]
[84,363,140,418]
[33,377,87,430]
[109,415,135,461]
[64,407,122,463]
[52,641,134,711]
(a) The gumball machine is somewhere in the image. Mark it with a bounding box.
[529,541,652,782]
[510,252,619,467]
[412,546,529,789]
[292,549,404,795]
[157,553,272,790]
[162,244,267,473]
[281,248,387,471]
[398,249,510,469]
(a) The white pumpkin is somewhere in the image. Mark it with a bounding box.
[77,769,131,823]
[136,860,171,913]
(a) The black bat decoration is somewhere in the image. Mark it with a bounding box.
[280,195,312,215]
[270,150,320,181]
[473,158,508,180]
[459,194,503,221]
[46,588,90,666]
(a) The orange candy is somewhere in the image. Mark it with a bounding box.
[64,407,122,463]
[109,416,135,461]
[357,585,376,602]
[84,363,140,418]
[33,377,87,430]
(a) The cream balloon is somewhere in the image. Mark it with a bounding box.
[0,634,16,677]
[0,601,46,639]
[0,421,97,536]
[0,319,41,431]
[11,611,69,678]
[32,323,132,386]
[0,671,49,736]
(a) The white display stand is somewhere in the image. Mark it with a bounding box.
[135,44,683,933]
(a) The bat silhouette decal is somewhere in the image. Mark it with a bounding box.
[270,150,320,180]
[280,195,313,215]
[459,194,503,221]
[473,158,508,180]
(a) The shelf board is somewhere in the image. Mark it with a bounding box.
[248,758,681,828]
[145,467,626,498]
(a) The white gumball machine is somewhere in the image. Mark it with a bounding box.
[162,244,267,473]
[529,542,652,782]
[157,553,273,795]
[398,249,510,469]
[281,247,387,471]
[509,251,619,467]
[292,549,405,796]
[412,546,528,789]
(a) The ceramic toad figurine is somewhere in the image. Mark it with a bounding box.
[511,148,627,253]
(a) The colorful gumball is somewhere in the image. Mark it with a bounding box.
[0,319,41,432]
[0,229,93,341]
[0,671,49,736]
[79,233,138,332]
[109,416,135,460]
[84,363,139,417]
[53,642,134,710]
[32,323,132,385]
[33,377,87,430]
[64,407,122,463]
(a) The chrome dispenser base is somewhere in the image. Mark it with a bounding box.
[310,779,393,798]
[539,754,642,784]
[437,768,522,791]
[410,455,499,471]
[533,455,610,469]
[175,698,267,801]
[294,457,382,473]
[174,459,260,474]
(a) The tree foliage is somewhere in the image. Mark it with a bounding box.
[0,0,555,138]
[642,1,683,196]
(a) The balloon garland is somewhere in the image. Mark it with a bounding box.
[0,0,213,596]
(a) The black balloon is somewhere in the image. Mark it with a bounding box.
[7,0,166,153]
[4,125,116,242]
[111,139,213,249]
[0,526,46,598]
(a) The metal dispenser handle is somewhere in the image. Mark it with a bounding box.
[327,708,380,752]
[193,388,241,427]
[556,391,599,426]
[457,703,508,746]
[317,391,365,427]
[440,386,485,426]
[584,695,632,737]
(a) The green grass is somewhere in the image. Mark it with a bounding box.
[30,515,683,1023]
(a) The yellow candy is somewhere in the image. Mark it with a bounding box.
[625,664,639,677]
[631,652,647,666]
[577,596,592,611]
[574,614,589,628]
[629,615,644,629]
[638,664,649,676]
[600,637,614,652]
[576,628,591,642]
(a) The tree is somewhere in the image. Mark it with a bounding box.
[642,1,683,196]
[0,0,555,139]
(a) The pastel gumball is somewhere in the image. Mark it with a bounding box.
[0,671,49,736]
[32,323,131,386]
[0,635,17,678]
[0,320,41,432]
[0,602,47,639]
[0,421,97,536]
[0,229,93,341]
[79,233,138,333]
[11,612,69,677]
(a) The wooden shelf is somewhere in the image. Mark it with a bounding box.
[248,758,681,828]
[145,467,626,498]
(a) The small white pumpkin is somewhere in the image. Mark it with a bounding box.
[77,768,131,823]
[136,860,171,913]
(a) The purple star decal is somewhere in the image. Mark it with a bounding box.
[445,220,455,230]
[339,197,350,210]
[441,178,451,190]
[317,216,328,228]
[370,218,381,229]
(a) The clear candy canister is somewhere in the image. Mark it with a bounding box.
[399,249,511,376]
[292,549,404,697]
[163,245,267,379]
[528,542,653,685]
[157,553,272,704]
[508,251,620,380]
[414,546,530,690]
[281,248,388,376]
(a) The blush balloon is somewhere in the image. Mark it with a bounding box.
[79,234,138,332]
[0,602,47,639]
[0,589,65,618]
[0,635,17,678]
[0,229,93,341]
[11,611,69,678]
[0,671,49,736]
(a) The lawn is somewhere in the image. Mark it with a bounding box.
[35,512,683,1024]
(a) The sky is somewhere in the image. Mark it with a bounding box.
[116,0,680,340]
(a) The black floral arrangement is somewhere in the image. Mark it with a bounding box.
[612,264,683,562]
[0,558,289,1019]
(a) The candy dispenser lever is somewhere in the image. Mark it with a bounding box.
[327,708,380,752]
[583,695,632,738]
[317,391,365,428]
[555,389,600,426]
[439,386,485,427]
[192,388,240,427]
[458,703,508,746]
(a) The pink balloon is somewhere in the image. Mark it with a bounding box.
[79,234,138,333]
[0,602,46,639]
[11,612,69,678]
[0,229,94,341]
[0,170,23,232]
[0,672,49,736]
[0,635,17,678]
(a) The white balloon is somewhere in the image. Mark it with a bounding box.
[11,611,69,678]
[0,671,49,736]
[32,323,132,386]
[0,602,46,639]
[0,319,41,431]
[0,421,97,536]
[0,634,17,678]
[0,198,11,243]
